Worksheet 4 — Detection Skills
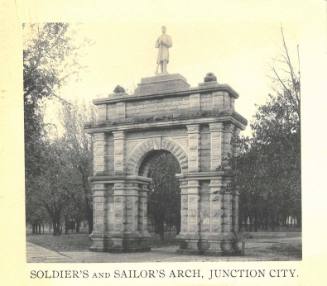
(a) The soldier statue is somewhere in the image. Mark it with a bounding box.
[155,26,172,74]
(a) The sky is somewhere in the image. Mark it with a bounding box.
[19,0,327,136]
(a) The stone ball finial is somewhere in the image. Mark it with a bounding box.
[113,85,126,94]
[204,72,217,82]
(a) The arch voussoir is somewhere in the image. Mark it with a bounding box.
[126,138,188,175]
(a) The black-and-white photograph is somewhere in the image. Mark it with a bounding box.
[0,0,327,272]
[2,0,327,284]
[21,9,307,264]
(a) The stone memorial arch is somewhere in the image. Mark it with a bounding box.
[85,72,247,255]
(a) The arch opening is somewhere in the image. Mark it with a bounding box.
[138,150,181,242]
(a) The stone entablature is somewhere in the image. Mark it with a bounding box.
[92,74,239,125]
[85,112,246,131]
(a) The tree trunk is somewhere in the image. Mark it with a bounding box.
[52,218,62,235]
[254,215,258,232]
[85,200,93,234]
[87,216,93,234]
[82,175,93,234]
[64,216,69,234]
[175,220,180,235]
[156,219,165,241]
[76,220,80,233]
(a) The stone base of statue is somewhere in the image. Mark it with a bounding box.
[134,73,190,96]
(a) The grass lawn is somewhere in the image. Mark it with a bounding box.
[26,233,179,252]
[27,233,92,252]
[269,241,302,259]
[241,232,302,259]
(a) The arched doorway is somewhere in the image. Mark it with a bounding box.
[138,150,181,242]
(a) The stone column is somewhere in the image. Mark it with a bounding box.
[125,181,139,234]
[138,182,151,237]
[90,177,151,252]
[222,186,233,233]
[106,185,115,234]
[209,122,223,171]
[179,125,202,253]
[113,131,125,175]
[111,180,126,250]
[222,123,234,168]
[93,133,106,175]
[232,127,241,158]
[90,183,107,250]
[186,179,200,250]
[187,124,200,172]
[209,178,223,234]
[231,127,241,233]
[179,180,188,235]
[232,189,240,232]
[221,177,234,252]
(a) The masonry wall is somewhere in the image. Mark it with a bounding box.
[96,91,233,123]
[125,96,190,119]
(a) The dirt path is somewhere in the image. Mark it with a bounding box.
[27,242,73,263]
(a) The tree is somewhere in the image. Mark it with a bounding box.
[24,23,78,170]
[25,182,50,234]
[24,23,85,231]
[29,129,91,236]
[234,28,301,231]
[33,140,76,235]
[60,102,94,233]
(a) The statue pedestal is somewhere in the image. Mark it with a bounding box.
[134,73,190,96]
